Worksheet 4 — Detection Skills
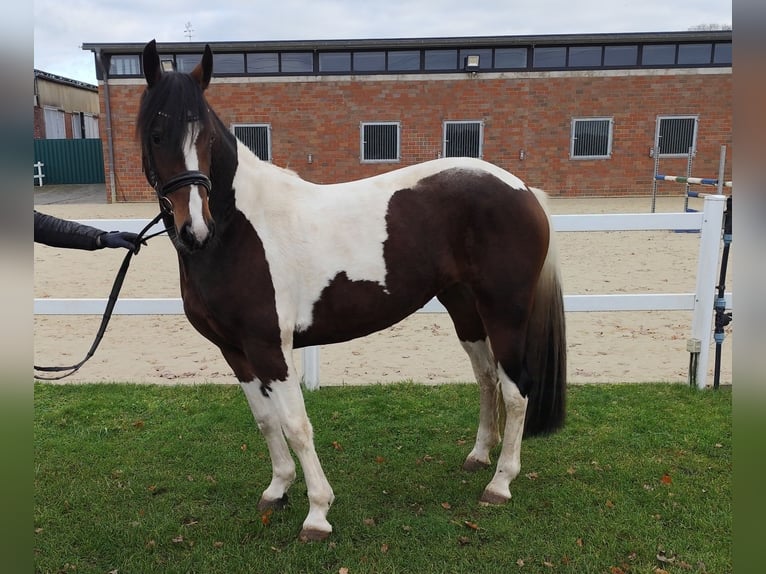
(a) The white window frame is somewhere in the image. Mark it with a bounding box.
[360,122,401,163]
[443,120,484,158]
[654,115,699,158]
[570,117,614,160]
[83,113,99,139]
[43,107,66,139]
[232,123,272,161]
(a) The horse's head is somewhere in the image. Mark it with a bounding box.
[137,39,216,252]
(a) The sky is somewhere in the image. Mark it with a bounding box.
[33,0,732,85]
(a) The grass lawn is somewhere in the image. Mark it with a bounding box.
[34,382,731,574]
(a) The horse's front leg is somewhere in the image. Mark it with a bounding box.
[240,346,335,541]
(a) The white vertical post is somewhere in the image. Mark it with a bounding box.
[690,194,726,388]
[301,346,320,390]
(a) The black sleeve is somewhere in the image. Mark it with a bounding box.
[33,210,105,251]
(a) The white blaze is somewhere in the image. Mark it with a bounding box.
[182,124,210,243]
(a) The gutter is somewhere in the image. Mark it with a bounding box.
[97,49,117,203]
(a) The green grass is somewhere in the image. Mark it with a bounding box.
[34,383,731,574]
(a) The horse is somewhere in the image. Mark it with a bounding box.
[137,39,567,541]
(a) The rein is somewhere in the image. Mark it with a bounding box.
[34,212,168,380]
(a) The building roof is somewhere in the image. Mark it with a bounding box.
[34,69,98,92]
[82,29,732,55]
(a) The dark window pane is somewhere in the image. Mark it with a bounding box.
[713,42,732,64]
[533,47,566,68]
[353,52,386,72]
[234,125,271,161]
[281,52,313,73]
[494,48,527,68]
[678,43,712,65]
[247,53,279,73]
[444,122,482,158]
[176,54,202,73]
[459,49,492,70]
[604,45,638,66]
[388,50,420,71]
[425,49,457,70]
[572,119,611,157]
[657,117,697,155]
[213,53,244,74]
[319,52,351,72]
[642,44,676,65]
[110,54,140,75]
[568,46,602,67]
[362,123,399,161]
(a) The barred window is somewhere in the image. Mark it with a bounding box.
[233,124,272,161]
[443,121,483,158]
[655,116,698,156]
[570,118,613,159]
[360,122,400,162]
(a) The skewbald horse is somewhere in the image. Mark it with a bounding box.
[137,39,566,541]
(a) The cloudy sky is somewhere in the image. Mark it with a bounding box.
[33,0,731,85]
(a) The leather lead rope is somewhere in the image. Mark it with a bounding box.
[34,212,167,380]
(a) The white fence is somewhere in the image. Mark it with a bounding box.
[34,195,732,389]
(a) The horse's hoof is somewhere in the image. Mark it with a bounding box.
[462,458,491,472]
[479,489,510,505]
[257,494,289,512]
[299,527,331,542]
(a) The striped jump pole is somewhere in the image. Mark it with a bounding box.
[655,175,733,188]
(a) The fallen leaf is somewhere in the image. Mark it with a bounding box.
[441,502,452,510]
[380,543,389,553]
[458,536,471,546]
[241,444,248,452]
[654,569,669,574]
[332,441,343,451]
[610,567,625,574]
[576,538,584,547]
[566,467,576,475]
[543,560,554,567]
[213,541,223,548]
[525,472,539,480]
[363,518,376,527]
[464,520,479,530]
[132,420,144,429]
[605,499,615,508]
[375,456,385,464]
[661,473,673,485]
[172,535,184,544]
[678,560,692,570]
[261,509,273,526]
[656,551,675,563]
[339,568,349,574]
[516,558,525,567]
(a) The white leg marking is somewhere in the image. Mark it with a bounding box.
[240,381,296,505]
[481,365,527,504]
[461,339,502,470]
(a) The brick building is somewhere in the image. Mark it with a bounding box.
[34,70,100,140]
[83,30,731,202]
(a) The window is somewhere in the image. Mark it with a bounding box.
[533,46,567,68]
[677,43,712,65]
[494,48,527,69]
[319,52,351,72]
[425,50,457,70]
[642,44,676,65]
[353,52,386,72]
[176,54,202,73]
[233,124,271,161]
[43,107,66,139]
[71,113,83,139]
[443,121,483,158]
[361,122,400,162]
[280,53,313,73]
[213,53,245,74]
[109,55,140,76]
[247,53,279,73]
[571,118,613,159]
[83,114,99,139]
[604,45,638,66]
[388,50,420,71]
[713,43,732,64]
[655,116,698,156]
[568,46,602,67]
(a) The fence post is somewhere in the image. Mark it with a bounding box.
[301,346,320,390]
[689,194,727,389]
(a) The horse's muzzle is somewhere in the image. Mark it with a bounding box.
[178,218,216,251]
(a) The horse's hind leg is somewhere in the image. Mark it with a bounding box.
[438,286,502,472]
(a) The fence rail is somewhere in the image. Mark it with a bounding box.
[34,195,731,389]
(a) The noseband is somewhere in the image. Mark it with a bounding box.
[154,170,211,213]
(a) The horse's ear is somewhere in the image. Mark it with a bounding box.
[191,44,213,91]
[142,39,162,88]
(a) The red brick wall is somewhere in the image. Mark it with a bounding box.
[98,71,732,202]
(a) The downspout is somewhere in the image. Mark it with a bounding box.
[97,49,117,203]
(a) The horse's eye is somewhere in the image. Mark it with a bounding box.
[151,131,163,145]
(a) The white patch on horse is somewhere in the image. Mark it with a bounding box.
[231,146,530,338]
[182,123,211,243]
